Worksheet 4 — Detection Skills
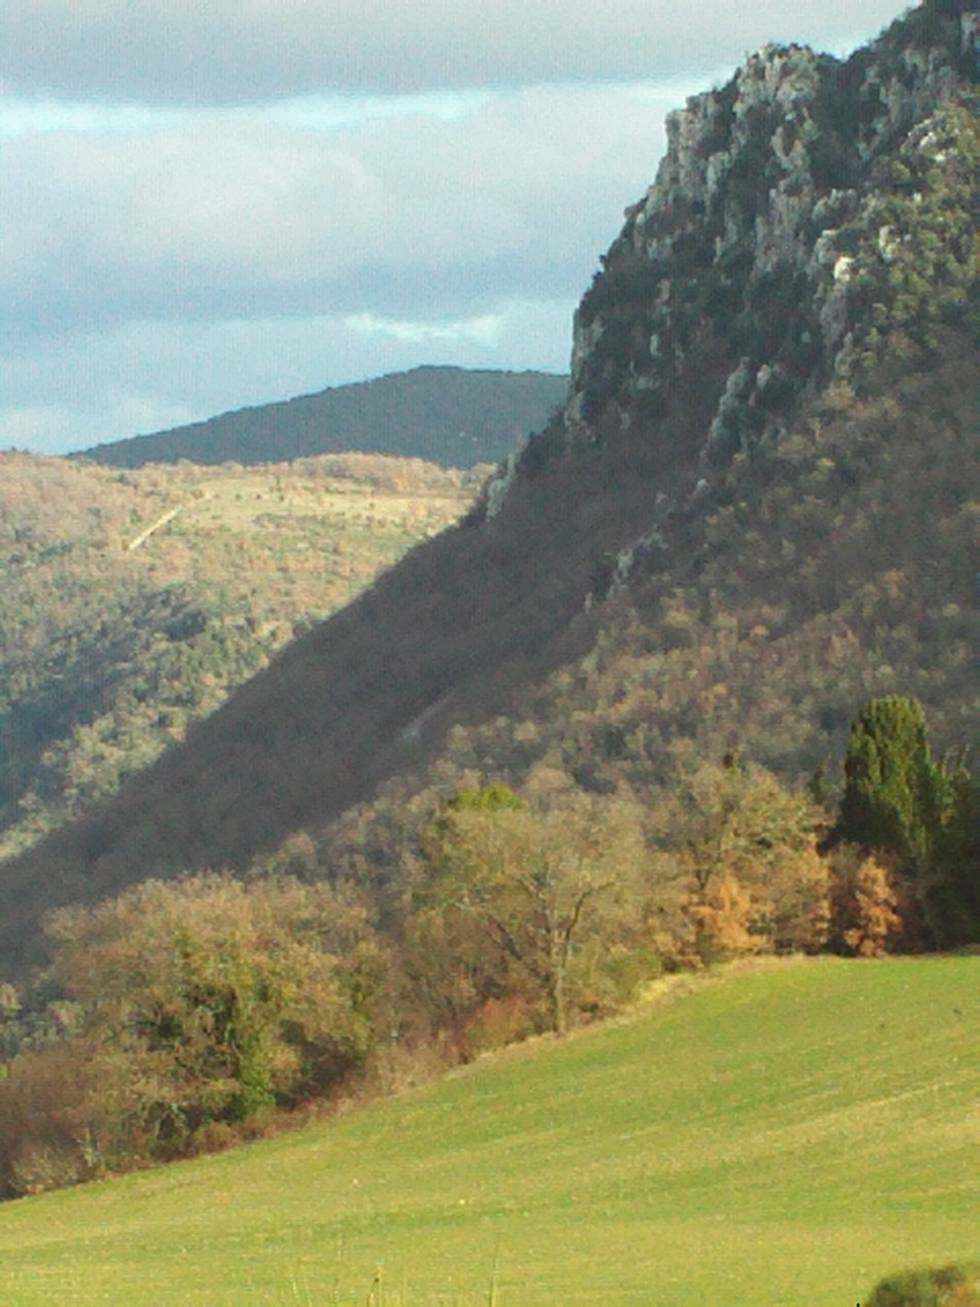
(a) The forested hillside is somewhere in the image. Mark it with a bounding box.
[0,451,481,859]
[79,366,568,469]
[0,1,975,971]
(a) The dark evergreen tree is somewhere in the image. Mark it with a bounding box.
[836,696,978,947]
[836,695,944,872]
[930,763,980,946]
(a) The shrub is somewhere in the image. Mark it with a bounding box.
[865,1261,980,1307]
[831,850,905,957]
[0,874,385,1194]
[463,994,534,1057]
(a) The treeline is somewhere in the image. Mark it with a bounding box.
[1,322,973,955]
[0,695,973,1198]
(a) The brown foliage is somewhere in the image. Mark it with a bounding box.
[832,851,904,957]
[686,874,759,964]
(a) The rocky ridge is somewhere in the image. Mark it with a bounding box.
[481,1,975,556]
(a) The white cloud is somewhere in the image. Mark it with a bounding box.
[0,89,495,139]
[0,405,80,455]
[0,84,673,340]
[0,1,914,455]
[345,312,505,346]
[0,1,907,104]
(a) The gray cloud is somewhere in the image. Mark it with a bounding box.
[3,1,906,104]
[1,2,912,455]
[1,85,670,342]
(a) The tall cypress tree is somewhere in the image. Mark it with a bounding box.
[834,695,980,948]
[837,695,944,870]
[931,763,980,946]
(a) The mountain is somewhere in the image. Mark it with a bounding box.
[0,451,480,861]
[77,366,569,469]
[1,1,975,969]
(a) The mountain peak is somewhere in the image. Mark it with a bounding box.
[491,0,974,510]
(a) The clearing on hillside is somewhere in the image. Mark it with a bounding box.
[0,957,975,1306]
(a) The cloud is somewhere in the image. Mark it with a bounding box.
[1,1,906,104]
[344,312,505,346]
[0,84,672,342]
[0,2,912,456]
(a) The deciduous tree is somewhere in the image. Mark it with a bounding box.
[415,785,647,1036]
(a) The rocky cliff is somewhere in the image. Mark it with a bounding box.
[485,1,975,534]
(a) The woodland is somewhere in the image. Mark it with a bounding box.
[0,450,483,859]
[0,688,973,1198]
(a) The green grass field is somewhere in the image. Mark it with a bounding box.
[0,957,975,1306]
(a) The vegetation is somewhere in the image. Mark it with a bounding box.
[0,11,973,1299]
[1,687,972,1194]
[0,876,382,1195]
[0,450,481,858]
[836,695,978,948]
[1,9,974,957]
[408,783,649,1037]
[866,1262,980,1307]
[2,327,974,962]
[79,366,568,469]
[843,100,980,375]
[838,695,948,871]
[0,958,974,1304]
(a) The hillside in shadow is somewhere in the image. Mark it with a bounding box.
[2,1,975,970]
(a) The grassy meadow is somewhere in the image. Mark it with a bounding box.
[0,956,975,1305]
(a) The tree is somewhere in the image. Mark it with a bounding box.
[835,695,976,947]
[41,875,382,1145]
[654,757,829,958]
[832,852,904,957]
[414,785,647,1037]
[836,695,944,873]
[686,874,757,964]
[929,762,980,946]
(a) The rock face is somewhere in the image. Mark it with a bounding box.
[506,1,974,509]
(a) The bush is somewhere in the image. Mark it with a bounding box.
[463,994,534,1057]
[865,1262,980,1307]
[0,874,385,1194]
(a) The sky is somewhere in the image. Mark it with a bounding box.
[1,1,907,455]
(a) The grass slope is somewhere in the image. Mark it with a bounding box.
[0,958,976,1306]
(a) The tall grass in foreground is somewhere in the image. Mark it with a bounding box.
[283,1265,501,1307]
[282,1257,980,1307]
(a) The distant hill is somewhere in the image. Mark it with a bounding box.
[0,958,974,1304]
[0,450,481,861]
[78,366,569,469]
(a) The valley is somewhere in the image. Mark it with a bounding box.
[0,5,975,1303]
[0,450,483,860]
